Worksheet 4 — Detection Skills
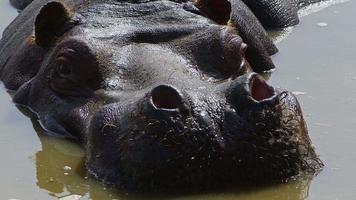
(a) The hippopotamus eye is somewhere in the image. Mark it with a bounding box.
[56,63,72,77]
[53,48,75,78]
[49,46,102,97]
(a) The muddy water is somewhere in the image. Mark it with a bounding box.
[0,0,355,199]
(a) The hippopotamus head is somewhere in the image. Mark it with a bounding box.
[1,0,322,192]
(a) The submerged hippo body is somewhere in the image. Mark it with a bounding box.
[0,0,323,192]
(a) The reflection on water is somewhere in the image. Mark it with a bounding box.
[31,120,120,200]
[1,0,356,199]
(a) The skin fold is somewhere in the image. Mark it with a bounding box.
[0,0,323,192]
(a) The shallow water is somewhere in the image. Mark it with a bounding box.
[0,0,355,199]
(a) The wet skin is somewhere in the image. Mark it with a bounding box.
[0,0,323,192]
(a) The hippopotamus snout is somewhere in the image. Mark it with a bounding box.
[85,73,292,190]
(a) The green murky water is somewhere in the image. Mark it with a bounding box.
[0,0,355,199]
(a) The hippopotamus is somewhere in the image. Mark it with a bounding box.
[0,0,323,192]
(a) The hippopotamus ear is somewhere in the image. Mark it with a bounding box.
[193,0,277,72]
[34,1,72,47]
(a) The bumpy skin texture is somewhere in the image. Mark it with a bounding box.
[241,0,325,28]
[1,0,323,192]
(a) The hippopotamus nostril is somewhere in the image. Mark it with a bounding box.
[150,85,183,110]
[225,73,278,108]
[249,74,276,102]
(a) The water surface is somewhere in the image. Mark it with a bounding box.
[0,0,355,199]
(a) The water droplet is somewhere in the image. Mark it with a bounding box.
[317,22,328,27]
[292,91,306,96]
[63,166,72,171]
[200,111,208,117]
[58,194,82,200]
